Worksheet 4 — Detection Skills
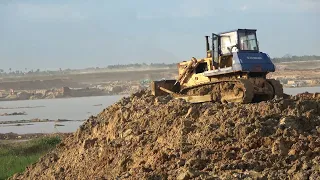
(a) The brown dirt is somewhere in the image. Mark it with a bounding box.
[10,90,320,180]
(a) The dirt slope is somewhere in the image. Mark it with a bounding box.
[11,91,320,180]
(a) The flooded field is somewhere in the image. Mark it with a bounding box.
[0,95,124,134]
[0,86,319,134]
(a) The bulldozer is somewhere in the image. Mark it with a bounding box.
[151,29,283,103]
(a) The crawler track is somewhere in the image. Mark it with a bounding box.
[180,79,255,103]
[267,79,284,98]
[178,78,284,104]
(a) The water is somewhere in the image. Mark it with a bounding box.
[0,95,125,134]
[0,86,319,134]
[0,95,124,121]
[284,86,320,95]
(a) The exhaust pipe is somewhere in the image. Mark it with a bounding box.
[205,36,210,52]
[205,36,211,58]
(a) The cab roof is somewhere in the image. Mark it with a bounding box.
[218,29,257,35]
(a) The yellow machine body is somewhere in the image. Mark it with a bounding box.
[151,29,283,104]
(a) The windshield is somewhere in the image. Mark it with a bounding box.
[239,31,258,51]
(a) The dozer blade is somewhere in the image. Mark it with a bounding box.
[151,80,213,103]
[151,80,180,96]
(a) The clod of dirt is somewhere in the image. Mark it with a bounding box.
[10,90,320,179]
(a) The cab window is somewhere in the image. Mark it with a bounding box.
[239,32,258,51]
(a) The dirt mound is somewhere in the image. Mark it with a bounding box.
[11,91,320,179]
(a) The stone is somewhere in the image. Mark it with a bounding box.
[177,171,190,180]
[123,129,133,138]
[242,151,253,160]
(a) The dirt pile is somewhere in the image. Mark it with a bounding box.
[11,90,320,179]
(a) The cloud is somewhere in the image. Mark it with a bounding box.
[135,0,319,21]
[6,2,88,21]
[240,5,248,11]
[173,0,213,18]
[247,0,320,13]
[135,0,219,20]
[298,0,320,11]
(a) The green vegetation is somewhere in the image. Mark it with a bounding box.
[0,136,61,180]
[0,62,178,77]
[106,62,177,69]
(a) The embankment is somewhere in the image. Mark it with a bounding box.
[10,90,320,179]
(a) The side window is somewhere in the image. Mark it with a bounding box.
[247,34,258,50]
[220,32,238,54]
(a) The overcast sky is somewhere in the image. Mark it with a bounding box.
[0,0,319,70]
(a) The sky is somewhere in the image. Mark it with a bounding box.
[0,0,319,71]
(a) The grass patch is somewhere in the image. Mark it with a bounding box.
[0,136,61,180]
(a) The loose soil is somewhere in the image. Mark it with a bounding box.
[10,90,320,179]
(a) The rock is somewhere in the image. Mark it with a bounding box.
[292,172,308,180]
[302,161,311,170]
[185,107,194,118]
[279,116,299,129]
[288,149,297,156]
[272,138,289,155]
[203,108,216,116]
[242,151,253,160]
[310,171,320,180]
[177,159,186,167]
[155,96,172,105]
[177,172,190,180]
[316,126,320,134]
[82,138,98,149]
[123,129,133,138]
[185,158,208,170]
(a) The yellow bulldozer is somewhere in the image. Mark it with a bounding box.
[151,29,283,103]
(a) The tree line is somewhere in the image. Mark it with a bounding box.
[106,63,177,69]
[0,55,319,76]
[271,55,320,63]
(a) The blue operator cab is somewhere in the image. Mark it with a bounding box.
[204,29,275,78]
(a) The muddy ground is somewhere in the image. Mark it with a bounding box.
[271,69,320,81]
[1,60,320,91]
[276,60,320,70]
[9,90,320,179]
[0,69,177,90]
